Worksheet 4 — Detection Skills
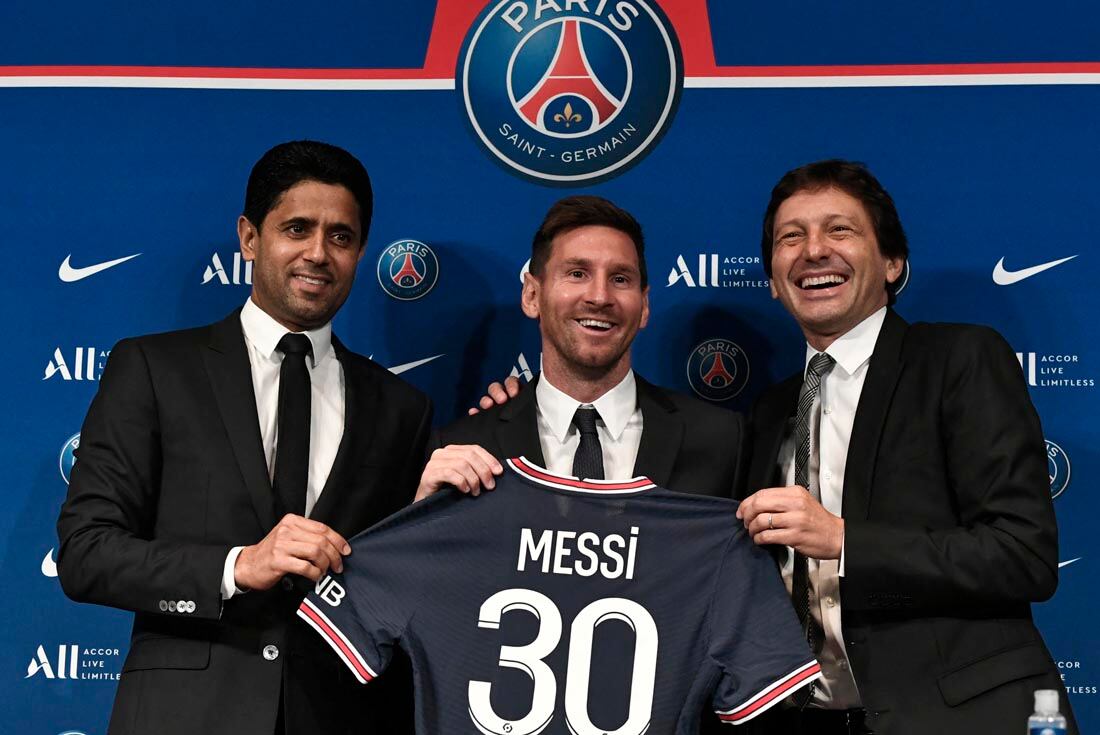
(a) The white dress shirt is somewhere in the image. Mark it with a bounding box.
[775,306,887,709]
[535,371,644,480]
[220,298,346,599]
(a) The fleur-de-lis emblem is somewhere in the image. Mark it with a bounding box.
[553,102,583,127]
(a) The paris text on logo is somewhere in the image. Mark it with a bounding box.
[459,0,683,185]
[1046,439,1070,499]
[60,432,80,484]
[686,340,750,401]
[377,240,439,301]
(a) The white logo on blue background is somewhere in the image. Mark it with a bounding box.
[686,340,751,401]
[459,0,682,184]
[59,433,80,484]
[376,240,439,301]
[1046,439,1070,499]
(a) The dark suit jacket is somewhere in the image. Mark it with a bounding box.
[433,373,743,499]
[745,309,1075,734]
[57,311,431,735]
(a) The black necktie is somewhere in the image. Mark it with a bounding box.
[791,352,835,704]
[274,333,313,518]
[571,407,604,480]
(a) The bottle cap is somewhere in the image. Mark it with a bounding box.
[1034,689,1059,715]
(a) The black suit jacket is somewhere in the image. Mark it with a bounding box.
[433,373,743,498]
[745,309,1075,734]
[57,311,431,735]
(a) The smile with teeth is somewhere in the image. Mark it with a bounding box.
[799,274,847,290]
[577,318,613,331]
[294,274,329,286]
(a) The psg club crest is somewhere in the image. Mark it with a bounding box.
[1046,439,1070,499]
[376,240,439,301]
[686,340,750,402]
[59,432,80,485]
[459,0,684,185]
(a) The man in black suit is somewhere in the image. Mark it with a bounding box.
[738,160,1075,734]
[416,195,741,504]
[57,141,430,735]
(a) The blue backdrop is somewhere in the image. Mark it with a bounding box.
[2,1,1096,733]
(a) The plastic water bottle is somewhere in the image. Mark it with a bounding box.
[1028,689,1067,735]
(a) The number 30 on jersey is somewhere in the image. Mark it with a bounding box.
[468,588,659,735]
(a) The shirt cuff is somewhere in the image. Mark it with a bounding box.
[221,546,247,600]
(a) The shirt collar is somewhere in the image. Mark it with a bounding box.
[240,297,332,368]
[536,370,638,443]
[804,306,887,377]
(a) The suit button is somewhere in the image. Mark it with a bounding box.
[281,577,295,592]
[158,600,168,612]
[263,645,280,661]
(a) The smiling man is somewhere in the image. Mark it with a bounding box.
[57,141,431,735]
[738,160,1074,734]
[417,196,741,512]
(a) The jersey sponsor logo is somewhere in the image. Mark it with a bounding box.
[459,0,683,184]
[666,254,768,289]
[43,347,110,382]
[1046,439,1071,499]
[59,432,79,484]
[41,548,58,578]
[202,251,253,285]
[377,240,439,301]
[25,644,121,682]
[58,253,141,282]
[686,339,750,401]
[992,254,1077,286]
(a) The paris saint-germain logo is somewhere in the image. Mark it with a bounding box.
[686,340,751,402]
[459,0,683,185]
[376,240,439,301]
[1046,439,1070,499]
[59,432,80,484]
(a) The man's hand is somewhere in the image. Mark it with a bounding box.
[234,514,351,590]
[468,375,523,415]
[416,445,503,501]
[737,486,844,560]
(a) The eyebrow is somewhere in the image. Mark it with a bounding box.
[277,216,358,234]
[560,257,639,274]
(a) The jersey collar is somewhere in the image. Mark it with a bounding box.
[507,456,655,494]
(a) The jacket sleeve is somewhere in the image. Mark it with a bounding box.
[842,327,1059,611]
[56,338,230,620]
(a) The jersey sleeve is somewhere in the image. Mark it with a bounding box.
[707,531,822,725]
[297,507,430,685]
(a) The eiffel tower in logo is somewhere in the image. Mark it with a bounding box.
[517,20,620,132]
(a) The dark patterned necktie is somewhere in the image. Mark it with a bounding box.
[571,407,604,480]
[791,351,835,704]
[273,333,313,518]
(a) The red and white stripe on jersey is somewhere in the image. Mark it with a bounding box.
[297,598,378,685]
[715,660,822,724]
[508,456,656,494]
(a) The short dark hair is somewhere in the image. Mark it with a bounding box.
[760,159,908,299]
[242,140,374,245]
[530,195,648,289]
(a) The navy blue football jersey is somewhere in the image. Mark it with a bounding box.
[299,457,819,733]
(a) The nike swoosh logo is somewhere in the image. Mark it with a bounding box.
[41,548,58,578]
[387,354,444,375]
[1058,557,1081,569]
[59,252,142,282]
[992,255,1077,285]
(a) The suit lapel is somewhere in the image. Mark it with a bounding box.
[632,375,682,486]
[496,376,546,466]
[202,310,277,530]
[747,375,801,493]
[842,309,907,521]
[309,338,379,526]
